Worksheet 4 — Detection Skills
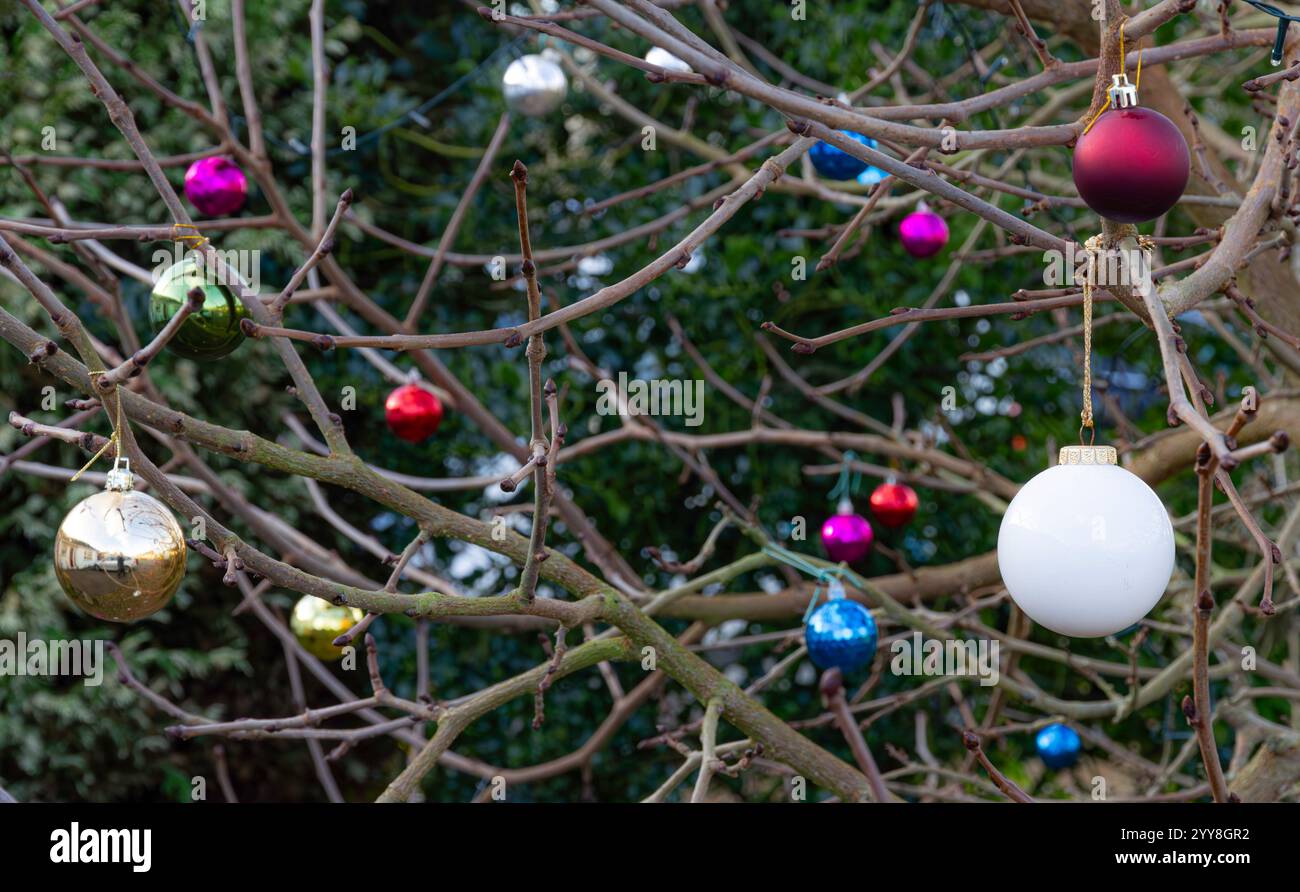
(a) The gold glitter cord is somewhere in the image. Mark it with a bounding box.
[1079,235,1100,445]
[171,222,210,252]
[69,372,123,483]
[1082,20,1144,135]
[1077,233,1154,445]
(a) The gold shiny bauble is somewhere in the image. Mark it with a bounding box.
[53,474,187,623]
[149,256,248,361]
[290,595,364,661]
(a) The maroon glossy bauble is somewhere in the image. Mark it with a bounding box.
[385,384,443,443]
[183,157,248,217]
[820,511,874,564]
[869,481,918,529]
[1072,107,1189,223]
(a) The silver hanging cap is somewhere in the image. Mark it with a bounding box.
[104,456,135,492]
[1108,73,1138,109]
[835,496,854,516]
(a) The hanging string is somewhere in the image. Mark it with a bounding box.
[1135,34,1143,89]
[827,449,860,502]
[70,372,123,483]
[801,577,850,622]
[762,543,847,621]
[1079,235,1101,444]
[763,543,839,582]
[1082,21,1144,135]
[1077,233,1156,445]
[801,582,824,623]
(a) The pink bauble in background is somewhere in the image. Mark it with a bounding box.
[184,157,248,217]
[820,506,874,564]
[898,205,949,258]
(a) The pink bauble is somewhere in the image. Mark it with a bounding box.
[184,157,248,217]
[820,512,874,564]
[899,208,949,258]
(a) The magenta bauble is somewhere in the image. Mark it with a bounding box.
[820,511,874,564]
[1072,107,1189,223]
[898,207,949,258]
[183,157,248,217]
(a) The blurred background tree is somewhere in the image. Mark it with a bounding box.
[0,0,1286,802]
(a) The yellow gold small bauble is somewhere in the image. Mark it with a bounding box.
[53,458,187,622]
[290,595,364,661]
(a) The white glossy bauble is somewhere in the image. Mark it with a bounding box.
[997,447,1174,638]
[502,54,568,117]
[645,46,692,74]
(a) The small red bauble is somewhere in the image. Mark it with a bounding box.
[1072,107,1189,223]
[868,481,918,529]
[385,384,443,443]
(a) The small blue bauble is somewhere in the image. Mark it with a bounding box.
[857,163,887,187]
[805,598,878,672]
[810,131,877,181]
[1035,722,1081,770]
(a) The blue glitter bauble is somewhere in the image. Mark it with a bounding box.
[1035,722,1081,770]
[805,598,878,672]
[810,131,877,181]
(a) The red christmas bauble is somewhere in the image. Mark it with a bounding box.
[385,384,443,443]
[1072,107,1189,223]
[868,481,918,529]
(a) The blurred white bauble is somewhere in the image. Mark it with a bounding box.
[997,445,1174,638]
[577,253,613,276]
[681,250,705,274]
[645,46,692,74]
[502,54,568,117]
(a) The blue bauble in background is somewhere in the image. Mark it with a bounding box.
[810,130,879,181]
[857,163,886,187]
[805,598,878,672]
[1035,722,1082,770]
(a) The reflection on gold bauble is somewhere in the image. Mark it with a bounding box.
[290,595,364,661]
[53,462,187,623]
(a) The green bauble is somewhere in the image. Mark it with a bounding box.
[149,257,248,361]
